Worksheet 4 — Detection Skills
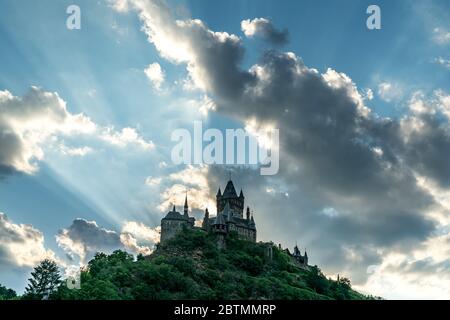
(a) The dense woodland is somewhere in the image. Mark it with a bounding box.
[1,228,374,300]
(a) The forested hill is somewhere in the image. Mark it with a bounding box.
[51,228,371,300]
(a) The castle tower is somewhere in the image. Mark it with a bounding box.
[213,211,227,249]
[217,179,244,218]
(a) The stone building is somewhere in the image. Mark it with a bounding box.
[160,196,195,243]
[202,179,257,243]
[283,245,309,268]
[160,178,257,244]
[159,178,310,267]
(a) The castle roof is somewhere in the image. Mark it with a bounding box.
[162,207,189,221]
[213,212,226,225]
[222,180,238,198]
[209,200,256,230]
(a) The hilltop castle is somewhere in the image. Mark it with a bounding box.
[160,179,256,245]
[159,178,308,267]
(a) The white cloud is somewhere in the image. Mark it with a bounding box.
[0,87,154,175]
[157,165,215,213]
[434,57,450,69]
[145,176,162,186]
[321,207,339,218]
[358,233,450,299]
[144,62,165,90]
[120,221,160,255]
[433,27,450,44]
[59,145,93,157]
[377,82,404,102]
[109,0,130,13]
[158,161,168,168]
[241,18,288,45]
[186,95,216,116]
[0,213,57,268]
[364,88,374,101]
[99,127,155,150]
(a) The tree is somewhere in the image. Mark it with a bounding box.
[339,277,351,289]
[24,259,62,300]
[304,266,329,295]
[0,283,17,300]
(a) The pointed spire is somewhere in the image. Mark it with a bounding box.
[239,189,244,198]
[184,192,188,216]
[246,206,250,220]
[172,205,176,212]
[216,188,222,197]
[223,180,237,198]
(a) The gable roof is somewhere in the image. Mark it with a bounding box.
[162,209,187,221]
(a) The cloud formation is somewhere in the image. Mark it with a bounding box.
[377,81,404,102]
[241,18,289,45]
[144,62,165,90]
[0,87,154,177]
[112,0,450,297]
[433,27,450,44]
[0,213,56,269]
[434,57,450,69]
[56,218,160,264]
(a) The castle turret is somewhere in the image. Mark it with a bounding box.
[184,194,189,217]
[294,244,301,257]
[246,207,250,220]
[202,208,210,230]
[161,204,191,243]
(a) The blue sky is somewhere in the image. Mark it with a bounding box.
[0,0,450,298]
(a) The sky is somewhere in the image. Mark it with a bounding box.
[0,0,449,299]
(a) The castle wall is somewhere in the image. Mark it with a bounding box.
[228,223,256,242]
[160,220,187,243]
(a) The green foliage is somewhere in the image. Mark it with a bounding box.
[0,283,17,300]
[23,259,61,300]
[46,229,369,300]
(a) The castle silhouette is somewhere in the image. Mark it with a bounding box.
[160,178,308,266]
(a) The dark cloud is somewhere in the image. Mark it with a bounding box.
[56,219,158,262]
[142,17,443,282]
[399,114,450,188]
[0,120,25,178]
[385,256,450,278]
[241,18,289,45]
[112,0,450,285]
[56,218,123,262]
